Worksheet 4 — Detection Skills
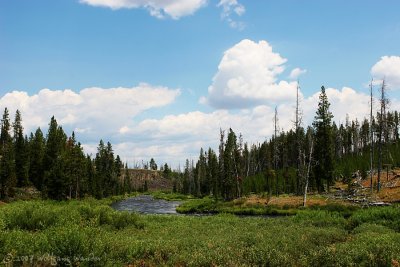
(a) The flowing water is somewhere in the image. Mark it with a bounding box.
[111,195,181,214]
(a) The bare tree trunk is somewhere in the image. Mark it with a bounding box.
[295,82,303,195]
[378,79,387,192]
[303,137,314,207]
[273,106,279,196]
[370,79,374,193]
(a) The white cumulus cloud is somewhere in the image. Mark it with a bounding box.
[79,0,208,19]
[289,68,307,80]
[371,56,400,89]
[0,83,180,140]
[204,39,299,109]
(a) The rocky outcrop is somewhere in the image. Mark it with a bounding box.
[126,169,173,191]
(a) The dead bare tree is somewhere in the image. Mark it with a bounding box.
[303,132,314,207]
[377,79,388,192]
[370,79,374,193]
[273,106,279,196]
[295,81,303,195]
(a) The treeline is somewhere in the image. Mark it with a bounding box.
[172,86,400,199]
[0,108,133,200]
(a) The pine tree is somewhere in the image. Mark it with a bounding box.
[207,148,219,199]
[123,162,132,193]
[13,110,29,187]
[63,132,86,199]
[0,108,16,199]
[43,116,67,199]
[28,128,45,190]
[85,155,95,196]
[196,148,208,196]
[223,128,238,200]
[183,159,191,194]
[163,163,171,179]
[313,86,335,192]
[149,158,157,170]
[218,129,225,199]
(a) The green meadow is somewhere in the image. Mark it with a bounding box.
[1,197,400,266]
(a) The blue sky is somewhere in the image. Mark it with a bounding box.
[1,0,400,167]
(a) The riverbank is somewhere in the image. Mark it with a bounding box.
[175,194,354,216]
[1,196,399,266]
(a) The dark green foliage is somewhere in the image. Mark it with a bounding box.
[93,140,120,198]
[0,109,131,201]
[163,163,171,179]
[43,117,67,199]
[0,108,16,199]
[13,110,29,187]
[29,128,45,190]
[149,158,157,170]
[313,86,335,192]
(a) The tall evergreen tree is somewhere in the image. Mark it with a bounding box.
[223,128,238,200]
[13,110,29,187]
[0,108,16,199]
[63,132,87,199]
[43,116,67,199]
[313,86,335,192]
[207,147,219,199]
[28,128,45,190]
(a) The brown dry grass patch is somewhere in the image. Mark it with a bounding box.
[244,194,339,208]
[377,186,400,203]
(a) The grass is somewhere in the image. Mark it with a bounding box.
[176,196,297,216]
[0,196,400,266]
[150,191,195,201]
[175,194,356,216]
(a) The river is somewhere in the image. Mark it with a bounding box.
[111,195,181,214]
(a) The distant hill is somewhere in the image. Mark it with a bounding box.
[126,169,173,191]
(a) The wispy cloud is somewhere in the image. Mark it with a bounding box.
[79,0,208,19]
[217,0,245,29]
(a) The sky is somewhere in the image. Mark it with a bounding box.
[1,0,400,168]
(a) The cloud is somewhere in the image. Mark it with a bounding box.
[0,83,180,140]
[289,68,307,80]
[302,87,370,126]
[371,56,400,89]
[123,85,395,165]
[204,39,299,109]
[79,0,207,19]
[217,0,245,29]
[3,83,397,168]
[79,0,247,28]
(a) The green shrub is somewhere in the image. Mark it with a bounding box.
[293,210,346,227]
[2,202,59,230]
[348,206,400,231]
[353,223,395,235]
[111,211,144,230]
